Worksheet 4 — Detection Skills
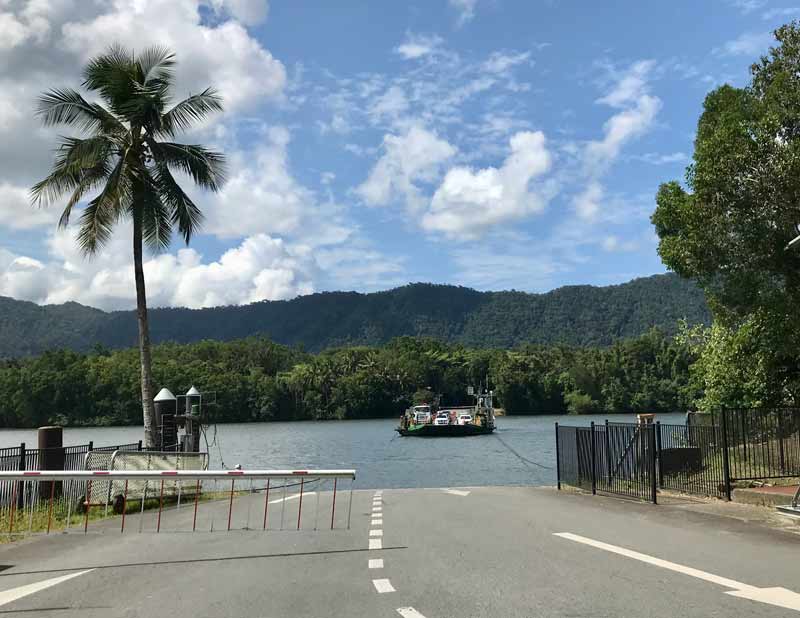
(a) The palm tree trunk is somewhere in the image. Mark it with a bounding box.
[133,216,157,448]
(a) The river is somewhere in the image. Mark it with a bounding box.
[0,412,688,489]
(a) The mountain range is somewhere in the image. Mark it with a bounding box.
[0,273,710,358]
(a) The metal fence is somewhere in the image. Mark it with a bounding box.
[557,409,800,503]
[0,441,141,509]
[717,408,800,482]
[555,422,657,503]
[655,422,726,499]
[0,469,356,536]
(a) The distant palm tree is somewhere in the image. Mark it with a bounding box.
[31,46,226,448]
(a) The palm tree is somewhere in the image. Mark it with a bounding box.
[31,46,226,448]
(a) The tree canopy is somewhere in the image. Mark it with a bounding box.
[652,22,800,407]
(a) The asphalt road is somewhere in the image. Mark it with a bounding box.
[0,486,799,617]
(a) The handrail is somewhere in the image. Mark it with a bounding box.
[0,469,356,481]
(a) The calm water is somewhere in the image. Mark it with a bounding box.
[0,413,687,489]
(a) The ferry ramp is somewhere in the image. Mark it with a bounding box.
[0,484,799,617]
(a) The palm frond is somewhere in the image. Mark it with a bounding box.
[36,89,126,135]
[139,172,173,252]
[58,161,114,229]
[149,140,226,190]
[31,136,116,206]
[153,161,204,243]
[82,45,143,120]
[158,89,223,136]
[75,157,128,254]
[137,46,175,90]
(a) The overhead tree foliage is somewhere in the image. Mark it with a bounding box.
[652,22,800,407]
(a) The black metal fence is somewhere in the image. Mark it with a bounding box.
[557,409,800,503]
[717,408,800,482]
[656,422,726,499]
[556,422,657,503]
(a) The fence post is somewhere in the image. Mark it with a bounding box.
[554,423,562,490]
[88,441,93,452]
[720,408,732,501]
[655,421,664,488]
[138,440,143,452]
[17,443,25,509]
[777,410,786,476]
[649,425,658,504]
[590,422,597,495]
[604,420,612,481]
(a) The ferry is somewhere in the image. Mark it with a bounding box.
[396,388,496,437]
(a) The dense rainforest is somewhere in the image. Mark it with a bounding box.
[0,273,710,358]
[0,330,698,428]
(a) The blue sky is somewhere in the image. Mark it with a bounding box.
[0,0,793,309]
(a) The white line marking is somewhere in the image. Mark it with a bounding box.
[371,518,383,526]
[372,506,382,512]
[0,570,94,608]
[372,578,395,593]
[397,608,427,618]
[269,491,315,504]
[442,488,470,496]
[554,532,800,612]
[369,559,384,569]
[370,529,383,537]
[369,538,382,550]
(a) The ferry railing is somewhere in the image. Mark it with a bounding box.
[0,469,356,537]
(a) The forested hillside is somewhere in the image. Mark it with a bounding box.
[0,273,709,357]
[0,331,697,428]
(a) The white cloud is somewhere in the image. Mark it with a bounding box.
[60,0,285,113]
[631,151,688,165]
[0,228,316,310]
[422,131,552,238]
[449,0,478,27]
[728,0,766,13]
[573,182,603,220]
[356,126,456,210]
[601,235,638,252]
[0,182,59,230]
[714,31,773,57]
[201,126,316,239]
[596,60,654,108]
[575,60,662,221]
[584,94,661,173]
[369,85,409,124]
[483,51,531,74]
[395,33,443,60]
[762,7,800,19]
[207,0,270,26]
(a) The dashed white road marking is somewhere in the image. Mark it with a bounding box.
[555,532,800,612]
[269,491,316,504]
[369,538,382,550]
[369,559,384,569]
[441,488,470,496]
[371,518,383,526]
[0,570,94,608]
[370,529,383,537]
[372,578,395,593]
[397,608,427,618]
